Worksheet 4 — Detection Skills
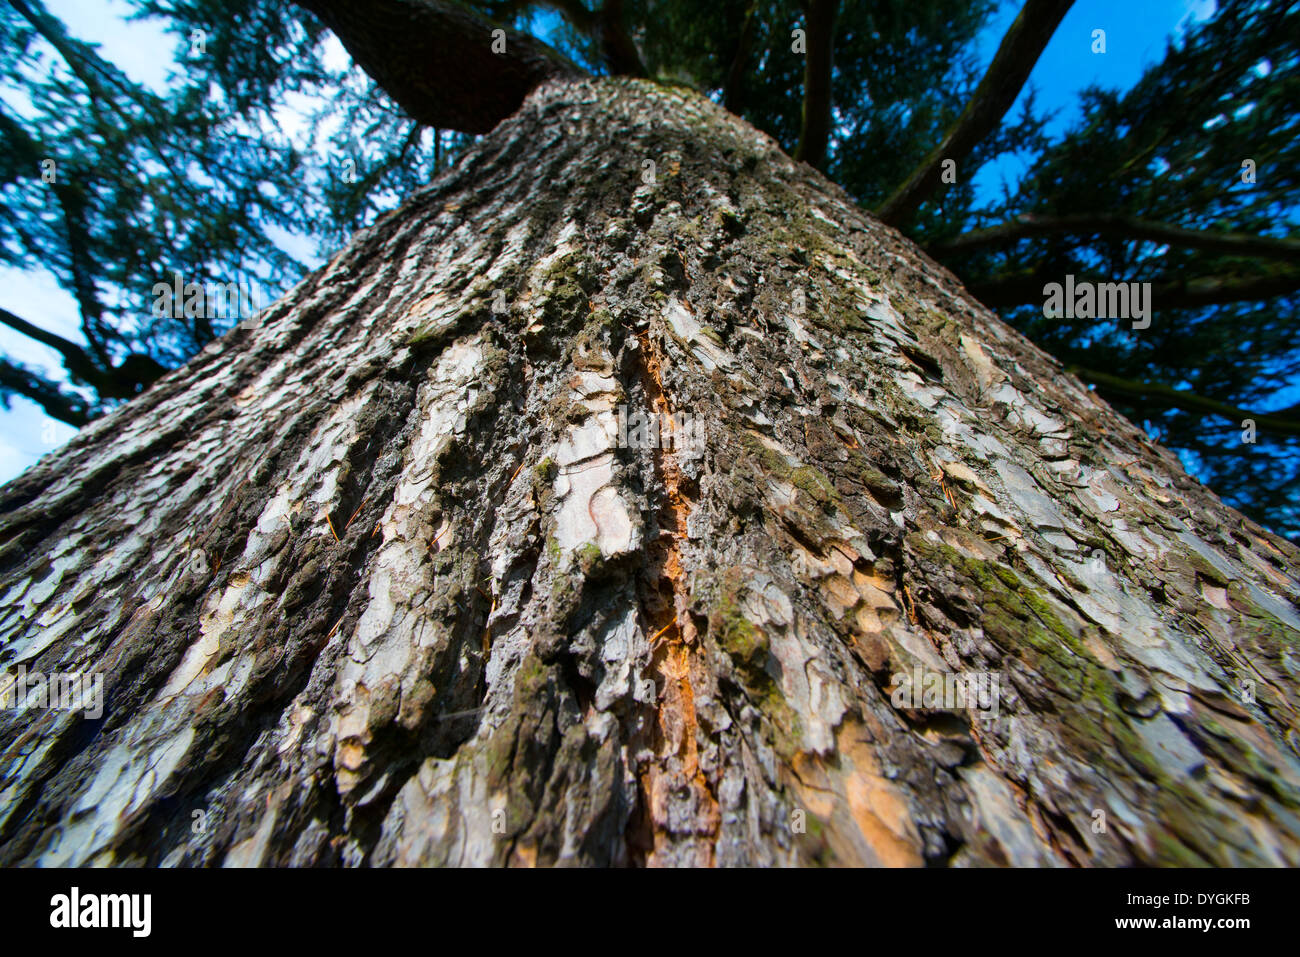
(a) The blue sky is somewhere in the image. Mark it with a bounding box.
[971,0,1216,200]
[0,0,1218,482]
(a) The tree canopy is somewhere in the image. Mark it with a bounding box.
[1,0,1296,537]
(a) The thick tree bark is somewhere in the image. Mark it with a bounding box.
[2,77,1299,867]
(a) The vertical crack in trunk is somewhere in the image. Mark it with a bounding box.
[629,328,719,867]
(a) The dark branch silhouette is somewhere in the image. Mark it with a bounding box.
[295,0,585,133]
[1070,365,1300,438]
[875,0,1074,226]
[931,213,1300,262]
[792,0,837,170]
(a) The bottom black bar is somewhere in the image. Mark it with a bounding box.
[0,866,1277,945]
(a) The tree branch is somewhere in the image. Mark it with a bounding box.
[0,307,163,400]
[510,0,646,76]
[969,269,1300,309]
[792,0,837,170]
[1069,365,1300,438]
[0,99,116,369]
[0,306,102,386]
[294,0,586,133]
[722,0,759,116]
[595,0,646,77]
[875,0,1074,227]
[0,358,91,427]
[528,0,596,31]
[930,213,1300,261]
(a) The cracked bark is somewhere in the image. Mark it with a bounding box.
[1,78,1299,868]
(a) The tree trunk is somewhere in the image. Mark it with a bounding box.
[2,77,1299,868]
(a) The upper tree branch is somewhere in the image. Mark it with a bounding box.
[496,0,645,75]
[792,0,837,170]
[0,306,102,387]
[0,307,162,401]
[595,0,646,76]
[294,0,586,133]
[930,213,1300,261]
[722,1,759,115]
[875,0,1074,227]
[0,102,116,369]
[1070,365,1300,438]
[0,358,91,427]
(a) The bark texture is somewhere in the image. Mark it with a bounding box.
[2,77,1299,867]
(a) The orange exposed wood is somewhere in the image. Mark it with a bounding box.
[632,329,720,867]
